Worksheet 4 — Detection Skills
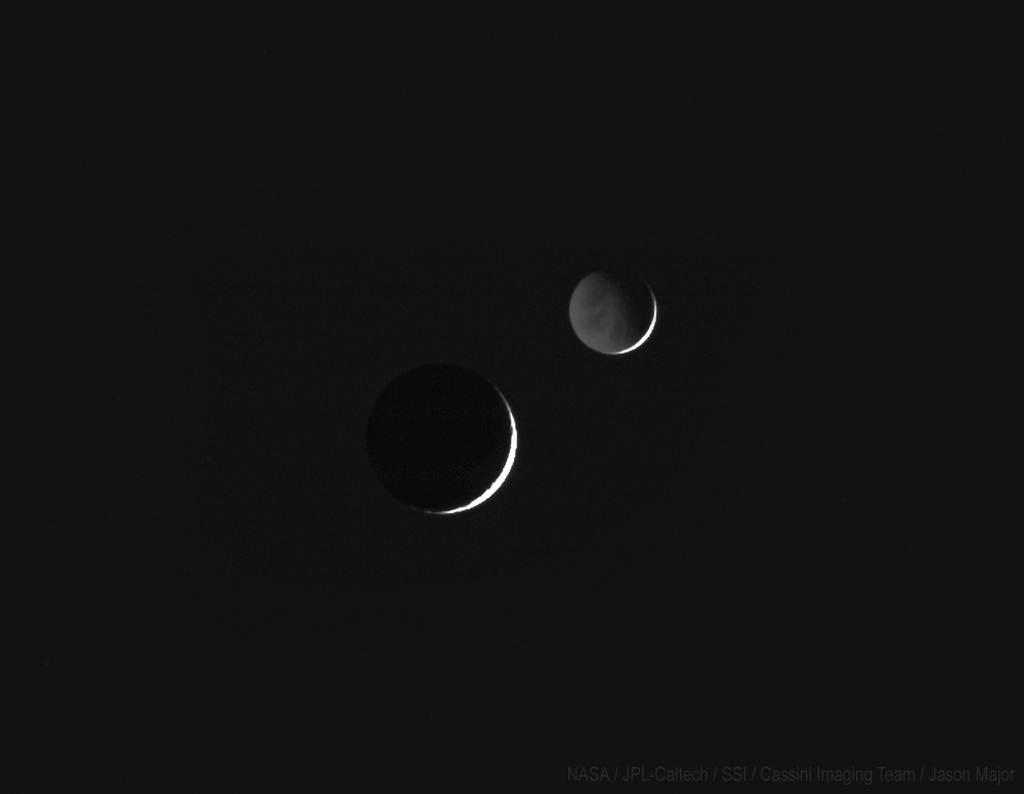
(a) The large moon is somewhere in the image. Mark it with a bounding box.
[569,271,657,354]
[365,364,517,514]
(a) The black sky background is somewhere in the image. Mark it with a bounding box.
[7,5,1020,788]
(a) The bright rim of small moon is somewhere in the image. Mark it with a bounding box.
[613,286,657,355]
[430,393,518,515]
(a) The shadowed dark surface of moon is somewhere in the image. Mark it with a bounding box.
[365,363,514,513]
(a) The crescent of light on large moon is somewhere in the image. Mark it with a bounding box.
[612,284,657,355]
[429,392,518,515]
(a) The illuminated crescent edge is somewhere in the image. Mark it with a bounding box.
[429,391,518,515]
[614,285,657,355]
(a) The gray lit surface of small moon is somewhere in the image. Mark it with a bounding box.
[569,271,657,354]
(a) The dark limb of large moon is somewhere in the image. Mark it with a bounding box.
[569,271,657,354]
[365,364,517,514]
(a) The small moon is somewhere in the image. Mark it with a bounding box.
[569,271,657,355]
[365,364,517,514]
